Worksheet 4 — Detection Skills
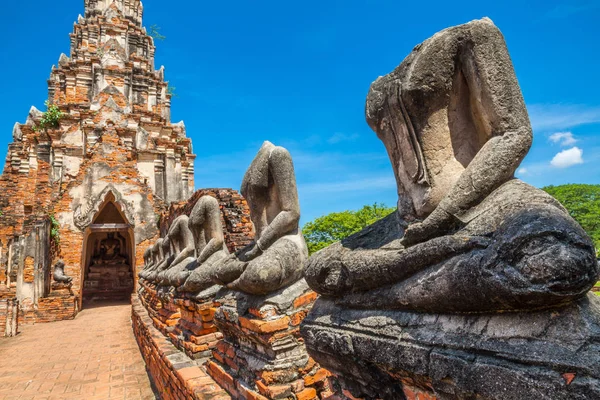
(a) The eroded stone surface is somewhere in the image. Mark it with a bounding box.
[302,294,600,400]
[302,18,600,400]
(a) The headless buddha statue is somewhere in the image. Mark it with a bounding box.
[157,215,195,286]
[145,236,172,284]
[53,260,72,284]
[211,141,308,295]
[177,196,229,293]
[139,240,160,281]
[142,247,153,272]
[305,18,598,313]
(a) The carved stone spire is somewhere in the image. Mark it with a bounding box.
[84,0,143,26]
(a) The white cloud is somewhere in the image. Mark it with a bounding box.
[517,167,528,175]
[528,104,600,132]
[550,147,584,168]
[549,132,578,146]
[327,133,359,144]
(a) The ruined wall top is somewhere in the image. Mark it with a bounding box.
[84,0,143,26]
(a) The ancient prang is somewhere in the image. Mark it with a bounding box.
[302,18,600,400]
[0,0,196,323]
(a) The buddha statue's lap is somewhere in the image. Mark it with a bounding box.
[304,18,599,313]
[307,179,597,313]
[212,233,305,295]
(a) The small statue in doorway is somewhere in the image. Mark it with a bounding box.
[91,232,129,266]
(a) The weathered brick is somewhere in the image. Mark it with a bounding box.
[304,368,331,386]
[293,291,318,309]
[239,316,291,334]
[296,387,318,400]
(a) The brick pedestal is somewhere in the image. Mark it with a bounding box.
[139,281,180,336]
[132,295,230,400]
[19,290,78,324]
[171,286,223,360]
[207,280,335,400]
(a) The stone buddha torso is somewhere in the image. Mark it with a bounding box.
[241,143,304,248]
[210,141,308,295]
[304,18,599,313]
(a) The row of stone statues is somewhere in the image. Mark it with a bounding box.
[137,18,600,399]
[141,19,597,309]
[139,141,308,297]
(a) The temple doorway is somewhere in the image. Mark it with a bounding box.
[80,193,135,307]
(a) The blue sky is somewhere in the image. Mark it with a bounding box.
[0,1,599,223]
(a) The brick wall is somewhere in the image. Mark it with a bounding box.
[132,296,230,400]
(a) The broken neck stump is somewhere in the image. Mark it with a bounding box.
[207,280,335,400]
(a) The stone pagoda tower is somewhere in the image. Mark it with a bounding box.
[0,0,194,324]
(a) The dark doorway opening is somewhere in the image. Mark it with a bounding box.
[81,193,135,307]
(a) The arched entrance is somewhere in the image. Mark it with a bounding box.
[80,192,135,307]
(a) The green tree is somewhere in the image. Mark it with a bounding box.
[33,101,63,132]
[543,184,600,253]
[166,83,178,98]
[148,24,166,41]
[302,203,396,255]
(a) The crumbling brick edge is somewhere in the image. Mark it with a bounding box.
[131,295,230,400]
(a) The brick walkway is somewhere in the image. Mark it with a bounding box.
[0,302,157,400]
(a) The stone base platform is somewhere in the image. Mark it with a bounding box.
[208,280,336,400]
[132,295,230,400]
[301,294,600,400]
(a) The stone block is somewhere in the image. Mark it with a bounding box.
[301,294,600,400]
